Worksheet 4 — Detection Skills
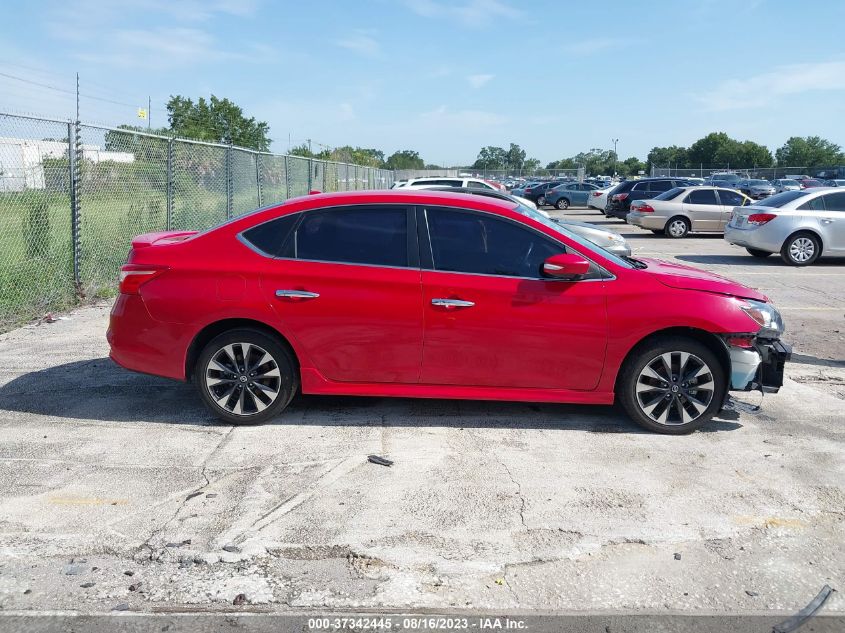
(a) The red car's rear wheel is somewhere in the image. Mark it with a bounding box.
[195,328,298,424]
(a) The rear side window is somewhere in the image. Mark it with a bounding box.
[632,181,651,191]
[798,196,826,211]
[685,189,718,205]
[467,180,489,189]
[241,213,299,256]
[425,207,563,278]
[293,207,408,267]
[648,180,674,192]
[823,192,845,211]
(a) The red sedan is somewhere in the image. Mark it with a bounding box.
[108,190,790,434]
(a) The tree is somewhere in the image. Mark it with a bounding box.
[473,146,508,170]
[167,95,271,151]
[775,136,844,168]
[737,141,773,168]
[385,150,425,171]
[619,157,647,177]
[506,143,526,171]
[522,157,541,173]
[546,158,577,170]
[647,145,689,170]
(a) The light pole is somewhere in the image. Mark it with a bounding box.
[611,138,619,177]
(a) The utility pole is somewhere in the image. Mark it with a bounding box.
[147,96,151,130]
[611,138,619,177]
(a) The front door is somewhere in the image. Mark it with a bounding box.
[257,205,424,383]
[682,188,722,231]
[716,188,747,230]
[418,206,608,391]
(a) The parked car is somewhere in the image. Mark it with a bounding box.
[737,179,776,200]
[705,173,742,185]
[588,185,616,212]
[545,182,601,210]
[772,179,801,193]
[605,178,693,220]
[824,179,845,187]
[510,182,537,197]
[108,189,790,434]
[419,186,632,257]
[521,181,562,206]
[392,177,499,190]
[627,187,752,238]
[725,188,845,265]
[404,184,539,210]
[797,178,824,189]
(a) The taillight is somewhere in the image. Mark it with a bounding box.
[119,265,168,294]
[747,213,777,226]
[592,191,602,197]
[613,193,629,201]
[636,203,654,213]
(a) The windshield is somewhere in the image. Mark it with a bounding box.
[511,202,634,268]
[747,180,770,186]
[781,179,799,185]
[749,190,810,207]
[653,187,685,200]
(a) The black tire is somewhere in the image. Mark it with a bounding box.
[664,216,690,238]
[746,248,771,258]
[780,231,821,266]
[537,196,546,206]
[617,336,726,435]
[555,198,570,210]
[650,229,663,235]
[194,328,298,425]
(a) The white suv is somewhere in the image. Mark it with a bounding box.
[391,177,502,191]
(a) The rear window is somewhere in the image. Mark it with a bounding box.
[747,180,770,186]
[653,187,685,200]
[754,190,810,208]
[241,213,299,256]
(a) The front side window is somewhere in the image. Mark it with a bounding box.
[425,207,564,278]
[649,180,674,192]
[293,207,408,267]
[467,180,489,189]
[632,181,651,191]
[685,189,718,205]
[717,189,745,206]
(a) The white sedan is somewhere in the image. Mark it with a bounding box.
[587,185,615,212]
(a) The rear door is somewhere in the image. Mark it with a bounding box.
[716,189,747,229]
[682,189,721,230]
[255,205,424,384]
[417,206,608,390]
[813,192,845,254]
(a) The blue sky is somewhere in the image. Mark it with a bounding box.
[2,0,844,165]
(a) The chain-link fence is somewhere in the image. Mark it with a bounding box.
[650,165,845,180]
[0,112,395,330]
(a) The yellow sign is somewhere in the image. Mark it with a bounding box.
[137,108,148,120]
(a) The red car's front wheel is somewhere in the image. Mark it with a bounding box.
[195,328,298,424]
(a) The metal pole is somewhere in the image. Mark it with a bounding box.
[322,160,327,192]
[166,138,173,229]
[225,145,233,220]
[255,154,263,207]
[284,155,291,199]
[307,158,313,191]
[68,120,81,290]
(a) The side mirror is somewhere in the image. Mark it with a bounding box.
[542,253,591,279]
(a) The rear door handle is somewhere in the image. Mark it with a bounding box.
[276,289,319,299]
[821,218,835,224]
[431,298,474,309]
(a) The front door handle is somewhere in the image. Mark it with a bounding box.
[276,289,320,299]
[431,298,474,309]
[821,218,835,224]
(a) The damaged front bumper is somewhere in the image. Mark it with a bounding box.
[727,337,792,393]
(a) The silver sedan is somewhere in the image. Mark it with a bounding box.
[626,186,751,238]
[724,188,845,265]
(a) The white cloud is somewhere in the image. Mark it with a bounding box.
[420,105,507,128]
[335,32,381,57]
[563,37,622,56]
[467,73,494,88]
[73,27,276,69]
[698,60,845,111]
[404,0,521,27]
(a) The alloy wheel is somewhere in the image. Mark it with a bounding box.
[635,351,714,425]
[789,237,815,263]
[538,196,546,206]
[668,219,688,237]
[205,343,281,416]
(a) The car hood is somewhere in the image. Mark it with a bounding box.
[640,258,768,301]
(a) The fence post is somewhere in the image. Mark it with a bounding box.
[68,120,82,292]
[307,158,313,191]
[322,160,327,192]
[255,154,263,207]
[166,138,174,230]
[284,155,291,199]
[225,145,233,220]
